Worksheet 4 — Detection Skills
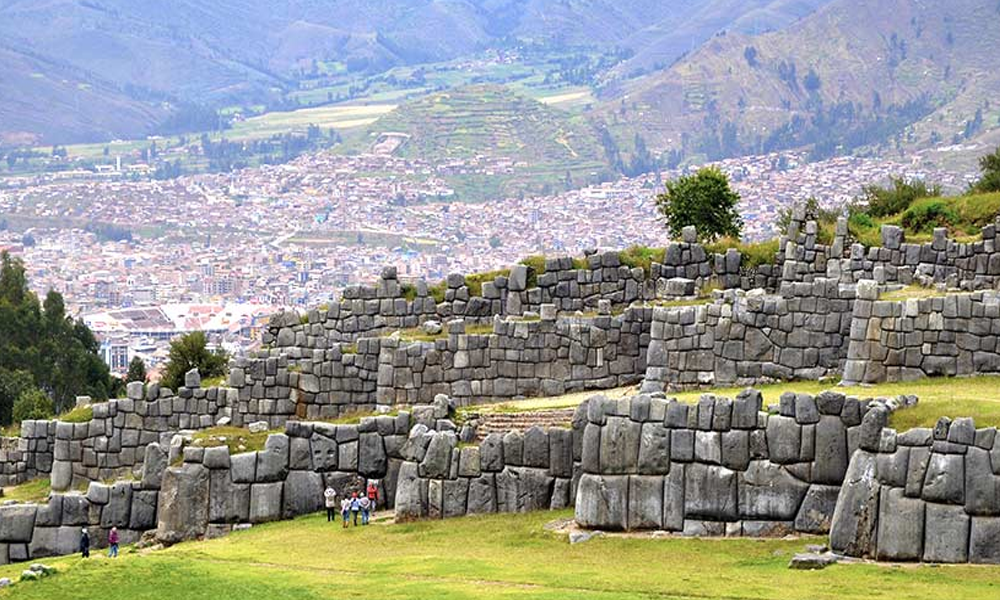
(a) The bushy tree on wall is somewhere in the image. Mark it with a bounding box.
[656,167,743,241]
[160,331,228,391]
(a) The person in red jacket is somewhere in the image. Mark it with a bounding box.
[366,480,379,517]
[108,527,119,558]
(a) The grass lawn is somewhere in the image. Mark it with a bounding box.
[3,510,999,599]
[472,376,1000,431]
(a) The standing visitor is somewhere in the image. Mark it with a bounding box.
[80,527,90,558]
[340,496,351,529]
[108,527,119,558]
[359,494,371,525]
[324,485,338,522]
[366,480,379,517]
[350,492,361,526]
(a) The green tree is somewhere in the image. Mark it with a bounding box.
[126,356,147,383]
[656,167,743,240]
[12,388,54,422]
[160,331,228,390]
[0,252,112,417]
[0,369,34,426]
[970,146,1000,194]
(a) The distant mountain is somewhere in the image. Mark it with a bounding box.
[599,0,1000,167]
[0,0,833,145]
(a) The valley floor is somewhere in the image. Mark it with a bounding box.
[3,509,1000,599]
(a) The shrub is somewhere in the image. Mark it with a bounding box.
[858,177,941,218]
[12,389,54,423]
[618,246,666,275]
[400,283,418,302]
[703,238,779,269]
[969,145,1000,194]
[901,199,959,233]
[465,269,510,297]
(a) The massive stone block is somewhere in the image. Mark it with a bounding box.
[923,503,970,563]
[628,476,664,529]
[599,417,640,474]
[0,505,37,543]
[830,450,880,557]
[813,415,848,484]
[875,487,924,561]
[794,484,841,534]
[394,462,428,521]
[249,482,284,523]
[970,517,1000,564]
[156,463,210,544]
[638,422,671,475]
[575,474,629,530]
[467,473,497,514]
[738,461,809,521]
[283,471,324,519]
[684,463,738,521]
[496,467,553,513]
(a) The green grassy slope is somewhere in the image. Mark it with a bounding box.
[4,510,999,599]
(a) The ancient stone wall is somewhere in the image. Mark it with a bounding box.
[843,284,1000,384]
[229,341,380,425]
[46,380,236,491]
[154,400,459,545]
[0,446,164,564]
[832,223,1000,289]
[643,279,855,390]
[263,247,747,352]
[831,414,1000,563]
[375,307,652,406]
[0,424,53,487]
[574,390,913,536]
[393,414,585,521]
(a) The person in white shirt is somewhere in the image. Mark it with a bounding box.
[324,486,338,522]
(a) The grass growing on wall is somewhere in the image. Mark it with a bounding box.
[703,237,781,268]
[58,406,94,423]
[0,477,51,503]
[473,376,1000,431]
[190,426,275,454]
[5,509,1000,600]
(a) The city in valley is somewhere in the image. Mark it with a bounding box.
[0,146,976,375]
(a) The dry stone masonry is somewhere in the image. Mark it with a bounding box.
[830,414,1000,564]
[574,390,914,536]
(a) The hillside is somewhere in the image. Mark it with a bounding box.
[0,0,833,145]
[356,85,612,199]
[600,0,1000,168]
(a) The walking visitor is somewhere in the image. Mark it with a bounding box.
[108,526,119,558]
[80,527,90,558]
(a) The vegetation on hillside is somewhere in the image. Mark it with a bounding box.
[844,147,1000,245]
[159,332,228,391]
[0,252,116,424]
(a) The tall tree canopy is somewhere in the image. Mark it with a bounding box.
[655,167,743,241]
[0,251,113,423]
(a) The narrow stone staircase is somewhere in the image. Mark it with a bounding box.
[472,408,576,440]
